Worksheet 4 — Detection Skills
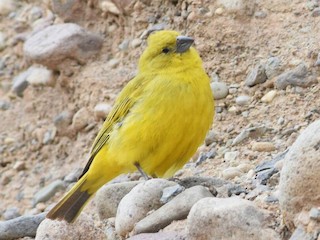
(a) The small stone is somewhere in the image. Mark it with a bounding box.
[222,167,242,180]
[128,232,185,240]
[210,82,229,100]
[254,11,267,18]
[0,213,45,239]
[235,95,250,106]
[64,168,82,183]
[312,7,320,17]
[26,66,55,86]
[236,163,252,173]
[35,213,105,240]
[160,184,185,204]
[11,70,30,97]
[72,107,91,131]
[43,129,56,145]
[108,58,120,68]
[4,137,15,144]
[265,56,282,79]
[261,90,277,103]
[115,179,176,236]
[245,63,267,87]
[3,207,20,220]
[36,202,46,211]
[215,7,224,15]
[0,0,16,15]
[187,197,279,240]
[134,186,213,234]
[94,103,112,121]
[256,168,278,185]
[119,39,130,51]
[13,161,26,171]
[315,53,320,66]
[205,130,217,146]
[131,38,142,48]
[95,181,141,220]
[251,141,276,152]
[224,151,238,161]
[275,63,317,89]
[53,111,73,132]
[309,207,320,220]
[0,100,10,110]
[228,106,238,113]
[232,125,267,146]
[100,0,120,15]
[33,180,65,205]
[0,31,6,51]
[24,23,103,70]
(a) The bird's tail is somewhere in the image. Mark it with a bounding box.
[46,172,92,223]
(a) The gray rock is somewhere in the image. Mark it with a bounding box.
[256,168,278,185]
[119,39,130,51]
[134,186,213,234]
[0,212,45,240]
[232,125,267,146]
[95,181,141,220]
[160,184,185,204]
[3,207,20,220]
[0,100,10,110]
[315,53,320,66]
[205,130,217,146]
[11,70,30,97]
[255,150,288,172]
[72,107,91,131]
[309,207,320,220]
[53,111,73,132]
[289,227,314,240]
[254,11,267,18]
[35,213,105,240]
[279,120,320,230]
[24,23,103,70]
[245,64,267,87]
[210,82,229,100]
[0,32,6,51]
[265,56,282,79]
[187,197,279,240]
[275,63,317,89]
[33,180,65,206]
[64,168,82,183]
[235,95,251,106]
[115,179,176,237]
[312,7,320,17]
[128,232,185,240]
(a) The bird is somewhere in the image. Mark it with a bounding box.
[46,30,214,223]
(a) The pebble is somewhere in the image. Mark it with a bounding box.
[215,7,224,15]
[72,107,91,131]
[35,213,105,240]
[24,23,103,70]
[115,179,176,237]
[0,213,46,239]
[275,63,317,89]
[33,179,65,205]
[309,207,320,220]
[95,181,141,220]
[204,130,217,146]
[187,197,279,240]
[235,95,251,106]
[245,63,267,87]
[133,186,213,235]
[100,0,120,14]
[53,111,73,132]
[4,137,15,144]
[279,120,320,230]
[94,103,112,121]
[256,168,278,185]
[0,100,10,110]
[131,38,142,48]
[265,56,282,79]
[11,70,30,97]
[236,163,252,173]
[3,207,21,220]
[0,0,16,15]
[64,168,82,183]
[128,232,185,240]
[160,184,185,204]
[232,125,267,145]
[251,141,276,152]
[108,58,120,68]
[119,39,130,51]
[210,81,229,100]
[13,161,26,171]
[254,11,267,18]
[26,66,55,86]
[261,90,277,103]
[312,7,320,17]
[224,151,238,161]
[222,167,242,180]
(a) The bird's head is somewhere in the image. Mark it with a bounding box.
[138,30,202,73]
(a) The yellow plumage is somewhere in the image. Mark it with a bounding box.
[47,30,214,223]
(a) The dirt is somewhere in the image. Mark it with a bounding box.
[0,0,320,239]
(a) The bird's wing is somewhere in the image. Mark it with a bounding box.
[78,76,146,178]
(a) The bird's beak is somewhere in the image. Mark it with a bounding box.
[176,36,194,53]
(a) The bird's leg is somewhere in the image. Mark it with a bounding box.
[134,162,150,180]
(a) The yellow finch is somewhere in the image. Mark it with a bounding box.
[47,30,214,223]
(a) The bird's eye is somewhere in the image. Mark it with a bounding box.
[162,48,170,54]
